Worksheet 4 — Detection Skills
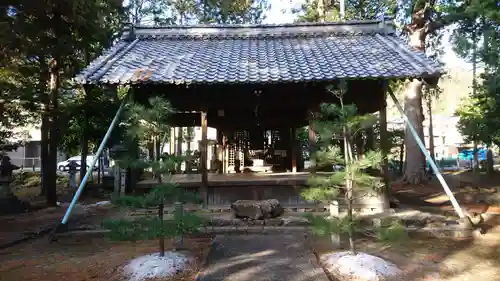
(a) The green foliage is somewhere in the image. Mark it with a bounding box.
[106,96,204,251]
[103,214,207,241]
[451,0,500,147]
[305,213,357,236]
[303,85,384,203]
[292,0,396,23]
[126,0,269,25]
[305,214,408,245]
[371,220,408,245]
[303,84,386,253]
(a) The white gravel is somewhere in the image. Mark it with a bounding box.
[321,251,403,281]
[124,251,190,281]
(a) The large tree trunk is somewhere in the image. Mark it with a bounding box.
[402,8,430,184]
[40,114,49,196]
[45,59,59,206]
[473,140,479,171]
[427,96,435,164]
[402,79,427,184]
[80,91,90,187]
[39,58,49,196]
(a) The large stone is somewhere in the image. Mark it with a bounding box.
[231,199,284,220]
[320,251,403,281]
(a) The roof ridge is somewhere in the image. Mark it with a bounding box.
[131,19,388,30]
[121,19,396,41]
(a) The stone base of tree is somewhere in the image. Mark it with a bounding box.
[124,251,191,281]
[230,199,285,220]
[320,251,403,281]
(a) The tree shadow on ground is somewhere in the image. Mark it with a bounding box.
[198,234,328,281]
[367,214,500,280]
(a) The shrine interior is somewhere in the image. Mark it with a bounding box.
[132,78,386,176]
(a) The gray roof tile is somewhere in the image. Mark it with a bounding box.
[77,20,443,85]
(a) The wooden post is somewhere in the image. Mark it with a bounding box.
[216,130,223,174]
[380,82,390,206]
[176,127,183,173]
[222,131,229,174]
[308,106,318,170]
[200,111,208,208]
[170,127,175,155]
[308,112,316,150]
[291,127,297,173]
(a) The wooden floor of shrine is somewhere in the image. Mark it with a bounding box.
[136,172,331,206]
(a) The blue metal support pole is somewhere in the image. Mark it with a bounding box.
[60,94,129,225]
[388,89,466,219]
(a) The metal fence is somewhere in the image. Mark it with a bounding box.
[9,157,41,170]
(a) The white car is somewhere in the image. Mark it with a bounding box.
[57,155,98,172]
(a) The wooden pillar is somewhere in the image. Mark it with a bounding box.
[200,111,208,208]
[308,111,316,151]
[223,132,229,174]
[216,130,223,174]
[291,127,297,173]
[380,82,390,203]
[176,127,183,173]
[169,127,175,155]
[308,105,319,170]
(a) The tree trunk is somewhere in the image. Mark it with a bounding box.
[427,96,435,163]
[40,108,49,196]
[402,19,428,184]
[45,59,59,206]
[344,139,356,255]
[486,148,494,175]
[39,58,49,196]
[399,142,404,176]
[473,140,479,171]
[80,93,90,190]
[402,79,427,184]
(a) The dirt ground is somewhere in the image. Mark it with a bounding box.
[309,170,500,281]
[3,170,500,281]
[1,171,116,247]
[309,220,500,281]
[0,234,214,281]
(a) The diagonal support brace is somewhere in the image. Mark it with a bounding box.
[388,88,467,219]
[49,91,130,240]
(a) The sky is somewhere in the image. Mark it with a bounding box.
[262,0,471,71]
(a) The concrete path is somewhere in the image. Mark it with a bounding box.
[197,234,329,281]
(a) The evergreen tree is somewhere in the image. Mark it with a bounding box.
[303,83,405,253]
[104,96,205,256]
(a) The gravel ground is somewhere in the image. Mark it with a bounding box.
[197,234,329,281]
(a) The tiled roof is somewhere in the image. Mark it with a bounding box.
[77,20,443,85]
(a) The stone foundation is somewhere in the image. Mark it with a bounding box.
[329,191,389,217]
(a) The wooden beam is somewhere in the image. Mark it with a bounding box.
[200,111,208,208]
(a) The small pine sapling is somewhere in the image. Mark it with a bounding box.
[302,82,399,254]
[103,96,205,256]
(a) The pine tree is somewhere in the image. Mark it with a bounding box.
[302,83,404,254]
[103,95,205,256]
